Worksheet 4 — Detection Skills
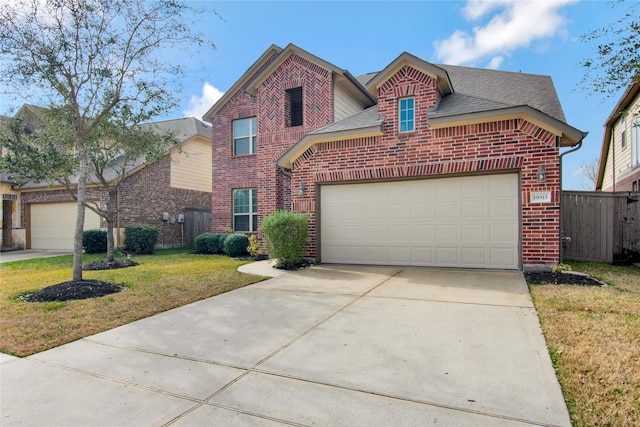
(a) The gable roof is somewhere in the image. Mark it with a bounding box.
[278,51,584,167]
[245,43,375,106]
[365,52,454,98]
[595,80,640,190]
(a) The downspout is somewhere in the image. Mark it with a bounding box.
[559,134,587,262]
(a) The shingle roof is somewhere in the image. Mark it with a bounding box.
[436,64,566,122]
[144,117,211,141]
[309,105,382,135]
[315,63,568,135]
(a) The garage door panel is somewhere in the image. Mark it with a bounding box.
[462,247,487,267]
[321,174,519,269]
[436,247,460,266]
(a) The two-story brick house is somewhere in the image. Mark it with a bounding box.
[204,44,585,270]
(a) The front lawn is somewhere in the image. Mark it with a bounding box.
[530,261,640,427]
[0,249,265,357]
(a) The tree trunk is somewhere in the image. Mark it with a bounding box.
[106,189,116,263]
[72,142,88,281]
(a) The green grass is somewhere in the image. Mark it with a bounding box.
[0,249,266,357]
[530,261,640,427]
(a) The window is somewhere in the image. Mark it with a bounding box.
[632,118,639,167]
[233,188,257,232]
[399,97,415,133]
[233,117,256,155]
[621,116,626,149]
[286,87,303,127]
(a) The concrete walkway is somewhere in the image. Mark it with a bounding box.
[1,264,570,426]
[0,249,71,263]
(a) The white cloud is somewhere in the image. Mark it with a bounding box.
[434,0,577,66]
[183,82,224,119]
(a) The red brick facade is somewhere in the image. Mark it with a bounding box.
[20,156,210,248]
[211,53,333,233]
[210,49,568,268]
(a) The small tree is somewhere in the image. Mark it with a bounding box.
[261,211,310,269]
[580,1,639,96]
[0,0,215,281]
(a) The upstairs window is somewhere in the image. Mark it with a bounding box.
[399,97,415,133]
[632,117,639,167]
[233,117,256,156]
[621,116,626,149]
[233,188,257,232]
[286,87,303,127]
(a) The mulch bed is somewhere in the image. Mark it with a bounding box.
[22,280,125,302]
[20,258,136,302]
[83,258,139,270]
[525,271,605,287]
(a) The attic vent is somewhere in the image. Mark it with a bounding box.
[286,87,303,127]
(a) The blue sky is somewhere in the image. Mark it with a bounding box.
[0,1,631,190]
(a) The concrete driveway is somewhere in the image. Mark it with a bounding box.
[0,264,570,426]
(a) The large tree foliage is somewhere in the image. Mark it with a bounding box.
[0,0,214,281]
[1,110,179,263]
[580,0,639,96]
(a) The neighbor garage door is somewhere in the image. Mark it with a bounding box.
[30,202,101,249]
[320,174,519,269]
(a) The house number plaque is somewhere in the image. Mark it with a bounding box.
[530,191,552,203]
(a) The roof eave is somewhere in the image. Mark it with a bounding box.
[365,52,454,99]
[246,43,347,97]
[278,124,384,169]
[202,44,283,121]
[428,106,585,147]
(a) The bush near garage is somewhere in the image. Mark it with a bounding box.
[261,210,310,269]
[124,224,159,254]
[82,229,107,254]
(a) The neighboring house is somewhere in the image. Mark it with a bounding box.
[5,105,212,250]
[0,113,22,250]
[596,81,640,191]
[204,43,585,270]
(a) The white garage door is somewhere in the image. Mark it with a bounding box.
[320,174,519,269]
[31,202,101,250]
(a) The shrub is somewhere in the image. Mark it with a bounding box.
[213,233,230,254]
[205,233,220,254]
[247,234,260,259]
[261,210,310,268]
[223,233,249,257]
[124,224,159,254]
[195,232,212,253]
[82,229,107,254]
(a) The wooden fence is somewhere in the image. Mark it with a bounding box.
[183,209,211,248]
[562,191,640,263]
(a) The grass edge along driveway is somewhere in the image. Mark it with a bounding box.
[529,261,640,427]
[0,249,266,357]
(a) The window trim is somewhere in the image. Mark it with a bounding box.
[398,97,415,133]
[233,117,257,156]
[632,117,639,167]
[233,188,257,232]
[286,87,303,127]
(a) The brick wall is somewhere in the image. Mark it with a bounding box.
[19,156,210,248]
[210,52,333,233]
[212,56,563,268]
[289,66,561,267]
